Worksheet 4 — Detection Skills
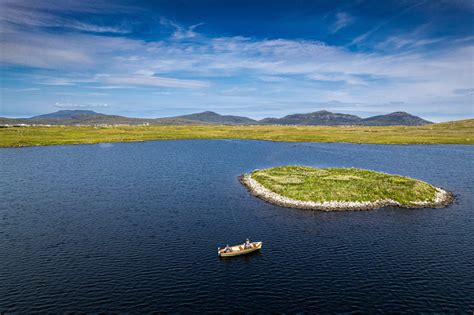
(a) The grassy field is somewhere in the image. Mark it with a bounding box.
[0,119,472,147]
[251,166,438,205]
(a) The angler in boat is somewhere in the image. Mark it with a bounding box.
[244,238,251,249]
[218,239,263,257]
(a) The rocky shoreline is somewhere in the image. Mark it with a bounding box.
[239,173,454,211]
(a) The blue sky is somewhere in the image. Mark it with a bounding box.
[0,0,473,121]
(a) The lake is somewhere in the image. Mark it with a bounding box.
[0,140,473,312]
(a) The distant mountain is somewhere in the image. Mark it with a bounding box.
[0,109,433,126]
[31,110,101,119]
[260,110,432,126]
[21,110,154,125]
[1,109,257,126]
[260,110,362,126]
[360,111,432,126]
[168,111,257,125]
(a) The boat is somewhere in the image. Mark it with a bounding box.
[218,241,263,257]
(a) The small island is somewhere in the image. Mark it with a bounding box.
[240,166,454,211]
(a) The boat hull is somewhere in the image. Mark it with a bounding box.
[218,241,262,257]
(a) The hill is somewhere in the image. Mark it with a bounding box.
[168,111,257,125]
[260,110,432,126]
[360,111,432,126]
[4,110,154,126]
[260,110,362,125]
[1,109,433,126]
[0,110,256,126]
[31,110,101,119]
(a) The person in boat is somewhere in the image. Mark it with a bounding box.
[224,244,232,253]
[244,238,251,249]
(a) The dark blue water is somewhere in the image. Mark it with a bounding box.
[0,140,473,313]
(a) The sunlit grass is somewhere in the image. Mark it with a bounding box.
[0,119,472,147]
[251,166,439,205]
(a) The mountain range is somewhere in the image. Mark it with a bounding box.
[0,110,432,126]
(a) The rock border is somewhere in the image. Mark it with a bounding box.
[239,173,454,211]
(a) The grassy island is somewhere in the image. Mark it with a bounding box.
[240,166,453,211]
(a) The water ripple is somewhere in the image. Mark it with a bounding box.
[0,141,473,312]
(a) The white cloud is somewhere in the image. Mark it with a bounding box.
[453,88,474,95]
[2,28,472,102]
[257,75,288,82]
[97,74,210,89]
[220,86,257,95]
[0,2,472,119]
[2,27,471,96]
[1,39,94,69]
[0,28,144,70]
[306,72,369,86]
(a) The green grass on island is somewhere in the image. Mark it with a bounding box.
[250,166,439,206]
[0,119,473,148]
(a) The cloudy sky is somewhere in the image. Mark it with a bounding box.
[0,0,472,121]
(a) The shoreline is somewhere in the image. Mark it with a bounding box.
[2,137,473,149]
[239,173,454,211]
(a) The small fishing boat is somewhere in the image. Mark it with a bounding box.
[218,241,262,257]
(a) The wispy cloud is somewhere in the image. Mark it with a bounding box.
[1,37,94,69]
[1,28,142,69]
[453,88,474,96]
[331,12,354,33]
[306,72,369,86]
[373,24,452,51]
[1,0,472,120]
[64,22,130,34]
[2,28,471,94]
[257,75,288,82]
[159,17,203,40]
[2,87,40,91]
[0,0,132,34]
[0,0,134,14]
[96,74,210,89]
[34,76,97,86]
[54,102,109,109]
[54,92,108,96]
[349,0,428,46]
